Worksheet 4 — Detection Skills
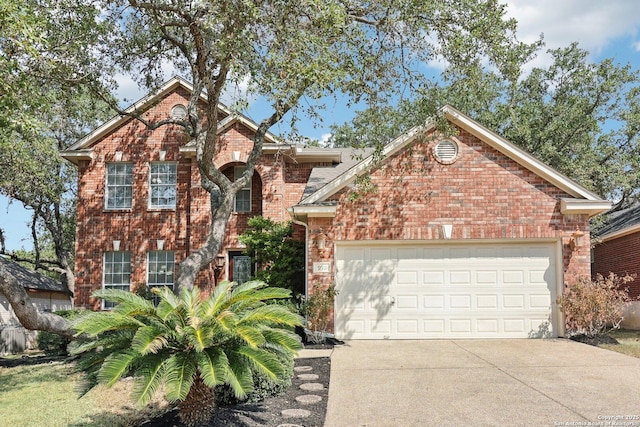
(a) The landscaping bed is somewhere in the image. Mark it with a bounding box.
[140,356,331,427]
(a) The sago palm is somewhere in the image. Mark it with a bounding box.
[70,280,303,427]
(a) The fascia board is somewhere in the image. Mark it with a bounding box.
[290,205,336,218]
[299,123,427,205]
[598,223,640,243]
[293,146,342,163]
[442,105,604,202]
[217,114,281,144]
[59,150,94,164]
[560,198,612,216]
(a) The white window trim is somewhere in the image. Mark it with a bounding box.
[148,162,178,209]
[105,162,133,210]
[233,166,252,213]
[102,251,131,309]
[147,250,175,292]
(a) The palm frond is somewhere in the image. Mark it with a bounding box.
[202,281,232,318]
[247,287,293,301]
[217,309,239,331]
[231,280,266,296]
[196,348,229,389]
[225,353,254,400]
[240,304,304,328]
[92,289,155,314]
[260,328,304,353]
[155,287,184,324]
[164,352,197,402]
[237,346,284,380]
[132,356,167,407]
[97,350,138,387]
[131,325,170,355]
[72,311,144,336]
[235,324,266,347]
[182,324,214,352]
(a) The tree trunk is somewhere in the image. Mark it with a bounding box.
[177,375,217,427]
[0,263,73,337]
[175,183,235,294]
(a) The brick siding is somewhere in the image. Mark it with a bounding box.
[592,233,640,298]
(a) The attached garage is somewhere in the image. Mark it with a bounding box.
[292,106,611,340]
[335,241,560,339]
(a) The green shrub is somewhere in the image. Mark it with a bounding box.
[238,216,305,296]
[560,273,636,338]
[301,283,338,344]
[214,351,294,405]
[37,309,83,355]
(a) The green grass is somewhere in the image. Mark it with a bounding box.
[600,329,640,358]
[0,357,171,427]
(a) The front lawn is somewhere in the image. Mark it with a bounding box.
[0,355,170,427]
[599,329,640,358]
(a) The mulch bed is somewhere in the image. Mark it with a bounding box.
[570,334,620,346]
[139,356,331,427]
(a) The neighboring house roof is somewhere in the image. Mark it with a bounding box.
[292,105,611,218]
[594,202,640,242]
[0,256,69,294]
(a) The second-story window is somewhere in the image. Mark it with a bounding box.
[234,166,251,212]
[106,163,133,209]
[149,163,177,209]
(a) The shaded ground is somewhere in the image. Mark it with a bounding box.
[139,356,331,427]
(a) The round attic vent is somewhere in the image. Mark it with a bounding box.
[433,139,459,164]
[170,104,188,119]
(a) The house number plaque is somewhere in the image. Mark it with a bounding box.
[312,262,331,274]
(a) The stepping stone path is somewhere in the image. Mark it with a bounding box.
[277,362,326,427]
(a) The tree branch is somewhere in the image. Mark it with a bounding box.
[0,263,73,337]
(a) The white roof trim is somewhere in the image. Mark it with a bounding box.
[599,223,640,243]
[442,105,602,201]
[560,198,612,216]
[299,124,425,205]
[62,76,282,159]
[289,205,337,218]
[299,105,609,207]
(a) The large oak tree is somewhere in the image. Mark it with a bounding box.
[1,0,533,335]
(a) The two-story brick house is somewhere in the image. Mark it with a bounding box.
[62,77,611,339]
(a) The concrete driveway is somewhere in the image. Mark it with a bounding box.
[324,339,640,426]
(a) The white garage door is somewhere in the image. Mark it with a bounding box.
[334,242,558,339]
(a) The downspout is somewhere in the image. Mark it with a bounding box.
[289,207,309,299]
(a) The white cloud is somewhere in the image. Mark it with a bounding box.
[504,0,640,64]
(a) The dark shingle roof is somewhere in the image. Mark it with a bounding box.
[0,256,68,294]
[301,147,374,201]
[594,202,640,238]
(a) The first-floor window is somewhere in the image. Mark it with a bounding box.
[103,251,131,309]
[147,251,175,303]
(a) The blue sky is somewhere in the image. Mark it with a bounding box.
[2,0,640,252]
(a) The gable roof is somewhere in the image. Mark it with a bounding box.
[594,202,640,242]
[61,76,281,164]
[0,256,69,294]
[293,105,611,217]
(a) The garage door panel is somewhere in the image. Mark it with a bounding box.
[335,242,557,339]
[424,295,445,308]
[450,271,471,285]
[476,271,498,284]
[477,295,498,309]
[423,271,445,285]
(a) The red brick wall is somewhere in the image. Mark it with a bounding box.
[73,89,322,308]
[592,233,640,298]
[306,128,591,299]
